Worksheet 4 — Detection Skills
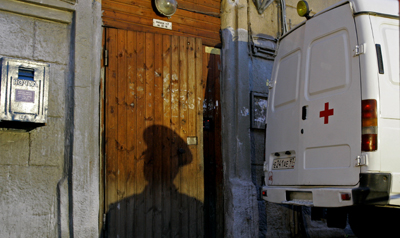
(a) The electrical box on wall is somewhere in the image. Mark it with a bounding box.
[0,58,49,128]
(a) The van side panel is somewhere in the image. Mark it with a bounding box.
[373,17,400,120]
[369,16,400,175]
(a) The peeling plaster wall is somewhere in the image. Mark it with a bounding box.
[0,0,101,237]
[220,28,260,237]
[249,57,272,238]
[220,0,260,237]
[221,0,342,237]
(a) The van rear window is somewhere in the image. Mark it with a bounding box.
[273,51,300,109]
[306,30,350,99]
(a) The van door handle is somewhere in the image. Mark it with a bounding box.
[302,106,307,120]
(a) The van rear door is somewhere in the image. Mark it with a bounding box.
[265,18,305,185]
[267,3,361,186]
[299,3,361,185]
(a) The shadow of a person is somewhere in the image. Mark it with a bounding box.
[104,125,203,238]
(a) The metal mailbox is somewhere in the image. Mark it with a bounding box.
[0,58,49,124]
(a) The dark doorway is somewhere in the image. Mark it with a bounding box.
[203,48,223,238]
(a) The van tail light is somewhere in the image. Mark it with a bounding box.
[362,100,377,151]
[340,193,351,201]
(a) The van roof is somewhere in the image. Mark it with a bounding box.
[281,0,398,39]
[315,0,399,18]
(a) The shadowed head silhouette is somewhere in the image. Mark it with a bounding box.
[104,125,202,238]
[142,125,193,186]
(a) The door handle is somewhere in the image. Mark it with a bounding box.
[302,106,307,120]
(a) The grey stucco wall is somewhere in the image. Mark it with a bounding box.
[0,9,70,237]
[221,27,260,238]
[71,1,102,236]
[249,56,273,238]
[0,0,101,237]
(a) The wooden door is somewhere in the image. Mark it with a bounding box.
[104,28,204,237]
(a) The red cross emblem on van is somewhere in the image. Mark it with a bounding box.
[320,102,334,124]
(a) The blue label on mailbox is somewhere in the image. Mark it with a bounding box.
[15,89,35,103]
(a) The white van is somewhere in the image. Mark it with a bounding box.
[262,0,399,236]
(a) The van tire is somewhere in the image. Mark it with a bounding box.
[349,206,399,237]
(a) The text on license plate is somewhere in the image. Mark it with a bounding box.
[273,157,295,170]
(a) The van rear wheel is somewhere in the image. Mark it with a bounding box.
[349,206,399,237]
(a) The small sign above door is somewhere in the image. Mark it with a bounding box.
[153,19,172,30]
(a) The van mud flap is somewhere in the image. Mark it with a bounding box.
[352,173,391,205]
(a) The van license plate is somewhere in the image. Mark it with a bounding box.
[273,157,295,169]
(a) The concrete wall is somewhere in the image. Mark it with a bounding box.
[220,0,260,237]
[0,0,101,237]
[220,0,343,237]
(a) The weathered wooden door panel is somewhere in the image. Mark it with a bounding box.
[104,28,204,237]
